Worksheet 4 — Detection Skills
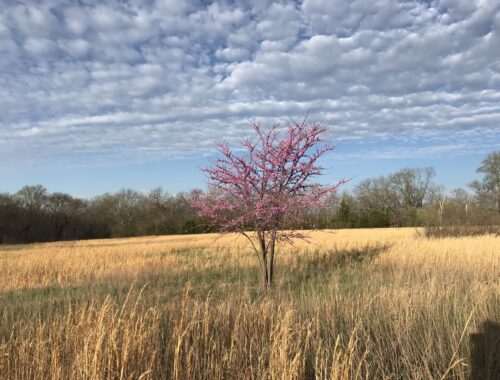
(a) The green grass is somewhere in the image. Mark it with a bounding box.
[0,244,390,333]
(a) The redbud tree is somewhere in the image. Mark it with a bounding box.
[193,121,346,287]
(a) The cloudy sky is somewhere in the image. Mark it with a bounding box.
[1,0,499,196]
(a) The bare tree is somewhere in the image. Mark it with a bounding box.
[470,151,500,213]
[15,185,48,242]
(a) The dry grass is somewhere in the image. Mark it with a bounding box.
[0,228,498,379]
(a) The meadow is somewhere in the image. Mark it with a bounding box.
[0,228,498,379]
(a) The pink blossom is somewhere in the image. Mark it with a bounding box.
[192,120,347,287]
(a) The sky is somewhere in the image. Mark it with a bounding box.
[1,0,499,198]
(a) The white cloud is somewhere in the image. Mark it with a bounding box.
[60,38,90,58]
[0,0,499,167]
[23,37,60,58]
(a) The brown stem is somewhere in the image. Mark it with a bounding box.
[257,231,269,288]
[240,231,264,275]
[267,233,276,286]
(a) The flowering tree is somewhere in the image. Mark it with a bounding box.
[193,121,346,287]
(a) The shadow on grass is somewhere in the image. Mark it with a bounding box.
[282,243,390,292]
[302,244,388,270]
[0,244,391,327]
[0,265,260,326]
[470,320,500,380]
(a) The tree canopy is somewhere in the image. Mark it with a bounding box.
[193,121,346,286]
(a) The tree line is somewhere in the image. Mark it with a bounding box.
[1,152,498,244]
[0,187,208,244]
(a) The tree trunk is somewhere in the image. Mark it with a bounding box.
[258,235,276,289]
[267,235,276,286]
[257,232,269,288]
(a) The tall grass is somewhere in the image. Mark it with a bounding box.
[423,224,500,238]
[0,229,499,379]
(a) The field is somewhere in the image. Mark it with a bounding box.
[0,228,498,379]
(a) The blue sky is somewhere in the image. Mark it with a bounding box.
[1,0,499,197]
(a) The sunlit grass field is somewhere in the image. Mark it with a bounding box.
[0,228,498,379]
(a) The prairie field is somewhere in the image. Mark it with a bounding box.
[0,228,498,379]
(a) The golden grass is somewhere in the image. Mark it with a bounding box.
[0,228,498,379]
